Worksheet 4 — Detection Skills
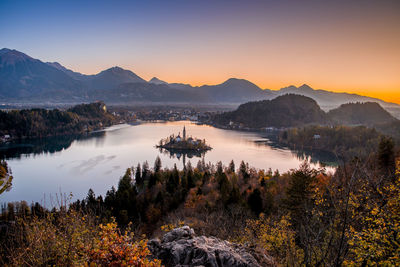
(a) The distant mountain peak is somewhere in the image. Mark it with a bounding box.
[47,61,65,70]
[106,66,125,73]
[225,77,242,82]
[90,66,146,89]
[282,85,298,90]
[281,84,314,91]
[0,48,19,54]
[0,48,30,57]
[298,84,314,91]
[224,77,246,83]
[98,66,132,76]
[0,48,34,66]
[0,48,13,55]
[221,78,258,87]
[149,77,168,84]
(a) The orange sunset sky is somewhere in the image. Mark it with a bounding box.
[1,0,399,103]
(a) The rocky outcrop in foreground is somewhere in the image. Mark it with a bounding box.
[148,226,274,267]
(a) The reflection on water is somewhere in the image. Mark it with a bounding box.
[0,121,336,204]
[158,147,208,168]
[0,131,106,160]
[67,155,117,175]
[253,134,339,167]
[291,149,338,167]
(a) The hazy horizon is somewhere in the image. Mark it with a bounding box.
[1,0,399,103]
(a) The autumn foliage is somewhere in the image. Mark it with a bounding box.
[0,211,160,266]
[87,220,161,266]
[1,137,398,266]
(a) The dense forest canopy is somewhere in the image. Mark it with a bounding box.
[0,102,116,139]
[213,94,327,128]
[328,102,397,126]
[279,125,383,159]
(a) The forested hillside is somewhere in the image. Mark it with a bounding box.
[213,94,327,128]
[0,102,115,139]
[213,96,400,147]
[279,125,383,159]
[328,102,397,126]
[214,95,400,129]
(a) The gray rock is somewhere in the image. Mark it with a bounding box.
[148,226,264,267]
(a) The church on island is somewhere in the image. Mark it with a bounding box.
[157,126,211,151]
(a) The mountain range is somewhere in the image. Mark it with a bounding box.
[1,48,399,118]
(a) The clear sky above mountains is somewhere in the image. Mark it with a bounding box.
[1,0,399,103]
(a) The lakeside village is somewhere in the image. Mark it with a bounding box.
[156,126,212,152]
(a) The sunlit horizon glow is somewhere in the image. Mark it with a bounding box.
[1,0,399,103]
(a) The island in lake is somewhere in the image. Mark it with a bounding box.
[156,126,212,152]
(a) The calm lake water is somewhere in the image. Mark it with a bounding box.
[0,121,336,205]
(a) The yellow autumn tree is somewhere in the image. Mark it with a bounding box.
[238,213,303,266]
[345,162,400,265]
[0,160,12,195]
[6,210,97,266]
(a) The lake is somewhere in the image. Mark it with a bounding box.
[0,121,336,205]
